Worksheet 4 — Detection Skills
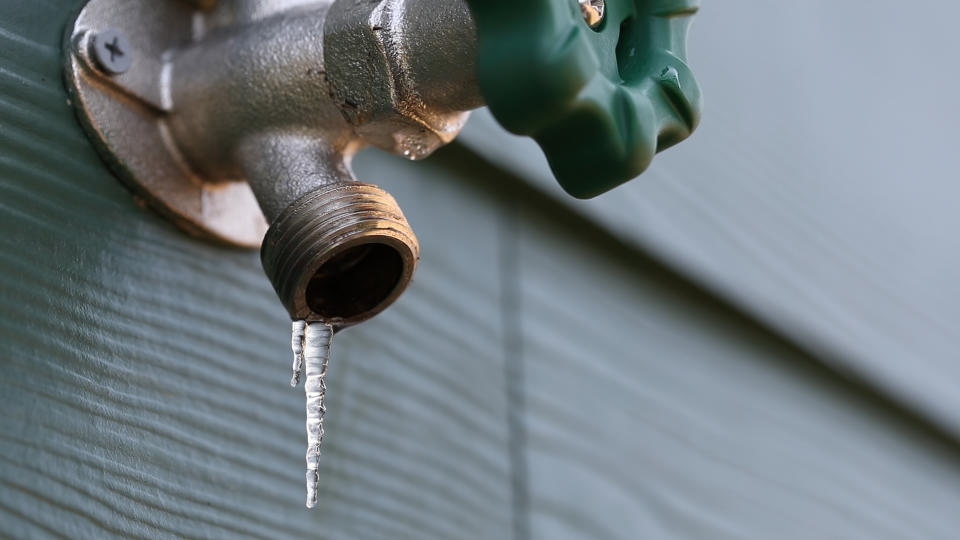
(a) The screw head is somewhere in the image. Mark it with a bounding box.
[90,29,133,75]
[578,0,605,29]
[659,66,681,89]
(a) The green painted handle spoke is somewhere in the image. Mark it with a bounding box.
[466,0,703,198]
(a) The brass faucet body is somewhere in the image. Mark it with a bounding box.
[65,0,481,326]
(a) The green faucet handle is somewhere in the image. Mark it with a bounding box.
[465,0,703,198]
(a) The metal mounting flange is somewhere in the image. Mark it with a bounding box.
[64,0,268,248]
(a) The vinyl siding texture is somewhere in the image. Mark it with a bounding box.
[460,0,960,439]
[1,1,959,539]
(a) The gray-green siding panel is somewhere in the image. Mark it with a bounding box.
[2,2,960,539]
[512,202,960,539]
[459,0,960,439]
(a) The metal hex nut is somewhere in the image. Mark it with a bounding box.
[323,0,476,160]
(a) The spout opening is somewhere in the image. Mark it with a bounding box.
[261,183,420,328]
[305,242,405,321]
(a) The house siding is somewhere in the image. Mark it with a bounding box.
[1,2,959,538]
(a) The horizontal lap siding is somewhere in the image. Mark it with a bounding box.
[2,2,960,539]
[0,2,512,538]
[459,0,960,439]
[510,195,960,539]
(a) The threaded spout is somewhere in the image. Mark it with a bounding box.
[261,183,419,327]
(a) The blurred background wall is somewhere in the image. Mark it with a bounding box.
[2,1,960,538]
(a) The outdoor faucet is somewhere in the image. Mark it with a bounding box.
[163,0,482,326]
[65,0,702,328]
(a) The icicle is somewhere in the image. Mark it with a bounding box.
[290,320,306,387]
[302,322,333,509]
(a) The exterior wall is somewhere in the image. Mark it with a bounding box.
[2,2,960,539]
[461,0,960,436]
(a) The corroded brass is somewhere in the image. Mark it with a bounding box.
[64,0,269,247]
[261,183,419,326]
[64,0,479,325]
